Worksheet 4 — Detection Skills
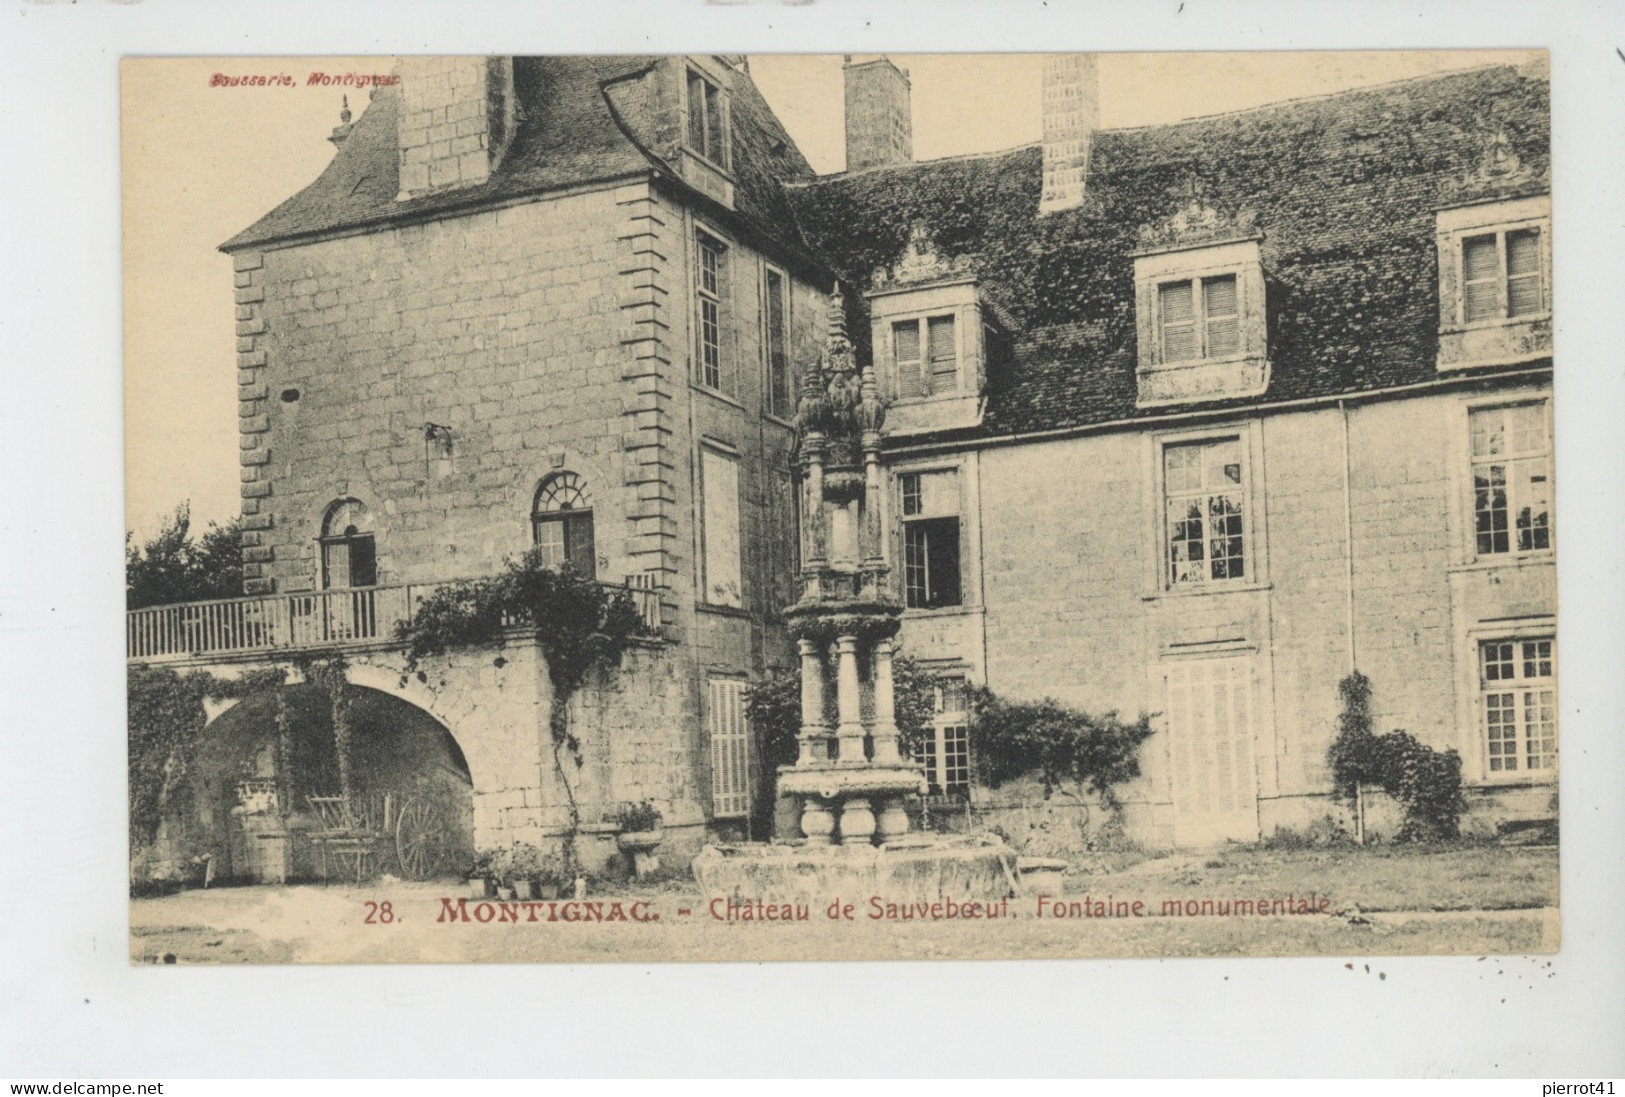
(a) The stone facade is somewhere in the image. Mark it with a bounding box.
[892,381,1556,846]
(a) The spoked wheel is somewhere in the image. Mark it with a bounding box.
[394,797,450,880]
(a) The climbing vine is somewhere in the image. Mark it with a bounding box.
[1328,671,1467,842]
[396,550,644,873]
[126,663,286,851]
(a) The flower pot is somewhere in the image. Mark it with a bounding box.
[617,830,663,879]
[537,882,560,901]
[468,877,489,899]
[514,879,538,901]
[616,829,663,854]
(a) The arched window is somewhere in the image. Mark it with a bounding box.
[320,498,376,589]
[532,472,596,577]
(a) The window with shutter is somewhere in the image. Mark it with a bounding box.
[1159,281,1196,362]
[891,313,959,399]
[764,267,791,417]
[1506,229,1542,317]
[685,69,727,167]
[1203,275,1240,357]
[927,315,957,393]
[1164,656,1259,845]
[701,446,743,607]
[1159,275,1243,363]
[708,678,750,818]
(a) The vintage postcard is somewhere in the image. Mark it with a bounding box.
[123,51,1558,965]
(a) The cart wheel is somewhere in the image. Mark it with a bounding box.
[395,798,448,880]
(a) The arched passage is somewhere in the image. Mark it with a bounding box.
[192,682,474,882]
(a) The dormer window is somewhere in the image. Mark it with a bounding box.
[1435,195,1551,371]
[1157,274,1239,362]
[1462,229,1544,322]
[685,68,728,169]
[1132,234,1268,407]
[893,314,958,398]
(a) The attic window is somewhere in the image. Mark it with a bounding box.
[1435,194,1551,371]
[686,68,728,169]
[1132,238,1268,407]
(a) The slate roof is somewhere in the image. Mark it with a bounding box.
[223,56,816,252]
[786,64,1551,439]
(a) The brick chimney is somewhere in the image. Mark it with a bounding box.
[396,56,517,200]
[1039,53,1099,215]
[844,56,913,172]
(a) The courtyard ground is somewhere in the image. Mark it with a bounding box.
[129,841,1558,964]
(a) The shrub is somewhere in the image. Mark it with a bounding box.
[1327,672,1467,842]
[614,800,663,833]
[969,688,1155,808]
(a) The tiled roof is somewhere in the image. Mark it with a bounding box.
[223,56,815,252]
[787,64,1551,438]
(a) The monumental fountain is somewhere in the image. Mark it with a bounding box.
[691,287,1021,903]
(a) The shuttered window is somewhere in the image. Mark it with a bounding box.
[1158,281,1196,361]
[892,314,958,398]
[1159,274,1240,362]
[764,268,791,417]
[1461,227,1545,323]
[709,678,750,818]
[1506,229,1543,317]
[1462,234,1501,321]
[701,446,743,607]
[685,69,727,167]
[1203,275,1240,357]
[1164,657,1259,844]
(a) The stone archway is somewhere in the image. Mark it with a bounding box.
[192,680,476,882]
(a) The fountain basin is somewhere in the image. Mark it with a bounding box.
[692,834,1021,907]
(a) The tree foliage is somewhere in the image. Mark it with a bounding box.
[126,504,243,609]
[968,689,1156,807]
[1328,671,1467,842]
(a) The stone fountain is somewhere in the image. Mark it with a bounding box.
[692,286,1019,904]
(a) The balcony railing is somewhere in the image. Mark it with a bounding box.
[126,577,663,663]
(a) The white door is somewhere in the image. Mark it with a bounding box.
[1164,656,1260,846]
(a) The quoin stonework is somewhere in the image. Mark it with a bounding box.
[127,53,1555,881]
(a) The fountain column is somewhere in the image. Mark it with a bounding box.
[871,637,902,765]
[834,634,866,763]
[797,638,829,764]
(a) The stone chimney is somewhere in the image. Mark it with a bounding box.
[1039,53,1100,215]
[396,56,517,200]
[844,56,913,172]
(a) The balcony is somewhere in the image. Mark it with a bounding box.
[126,577,663,665]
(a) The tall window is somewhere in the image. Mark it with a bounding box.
[1462,228,1544,322]
[320,498,376,589]
[1165,437,1246,586]
[1158,274,1240,362]
[1481,638,1556,775]
[893,315,958,399]
[685,68,726,166]
[764,268,791,417]
[709,677,750,818]
[915,676,971,795]
[696,231,728,392]
[701,446,743,608]
[1469,403,1552,556]
[901,469,961,609]
[532,472,596,578]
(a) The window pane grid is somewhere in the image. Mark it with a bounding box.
[697,234,724,391]
[1480,638,1556,776]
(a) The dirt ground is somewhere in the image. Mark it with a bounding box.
[130,843,1559,965]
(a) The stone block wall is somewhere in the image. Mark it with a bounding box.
[909,382,1555,845]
